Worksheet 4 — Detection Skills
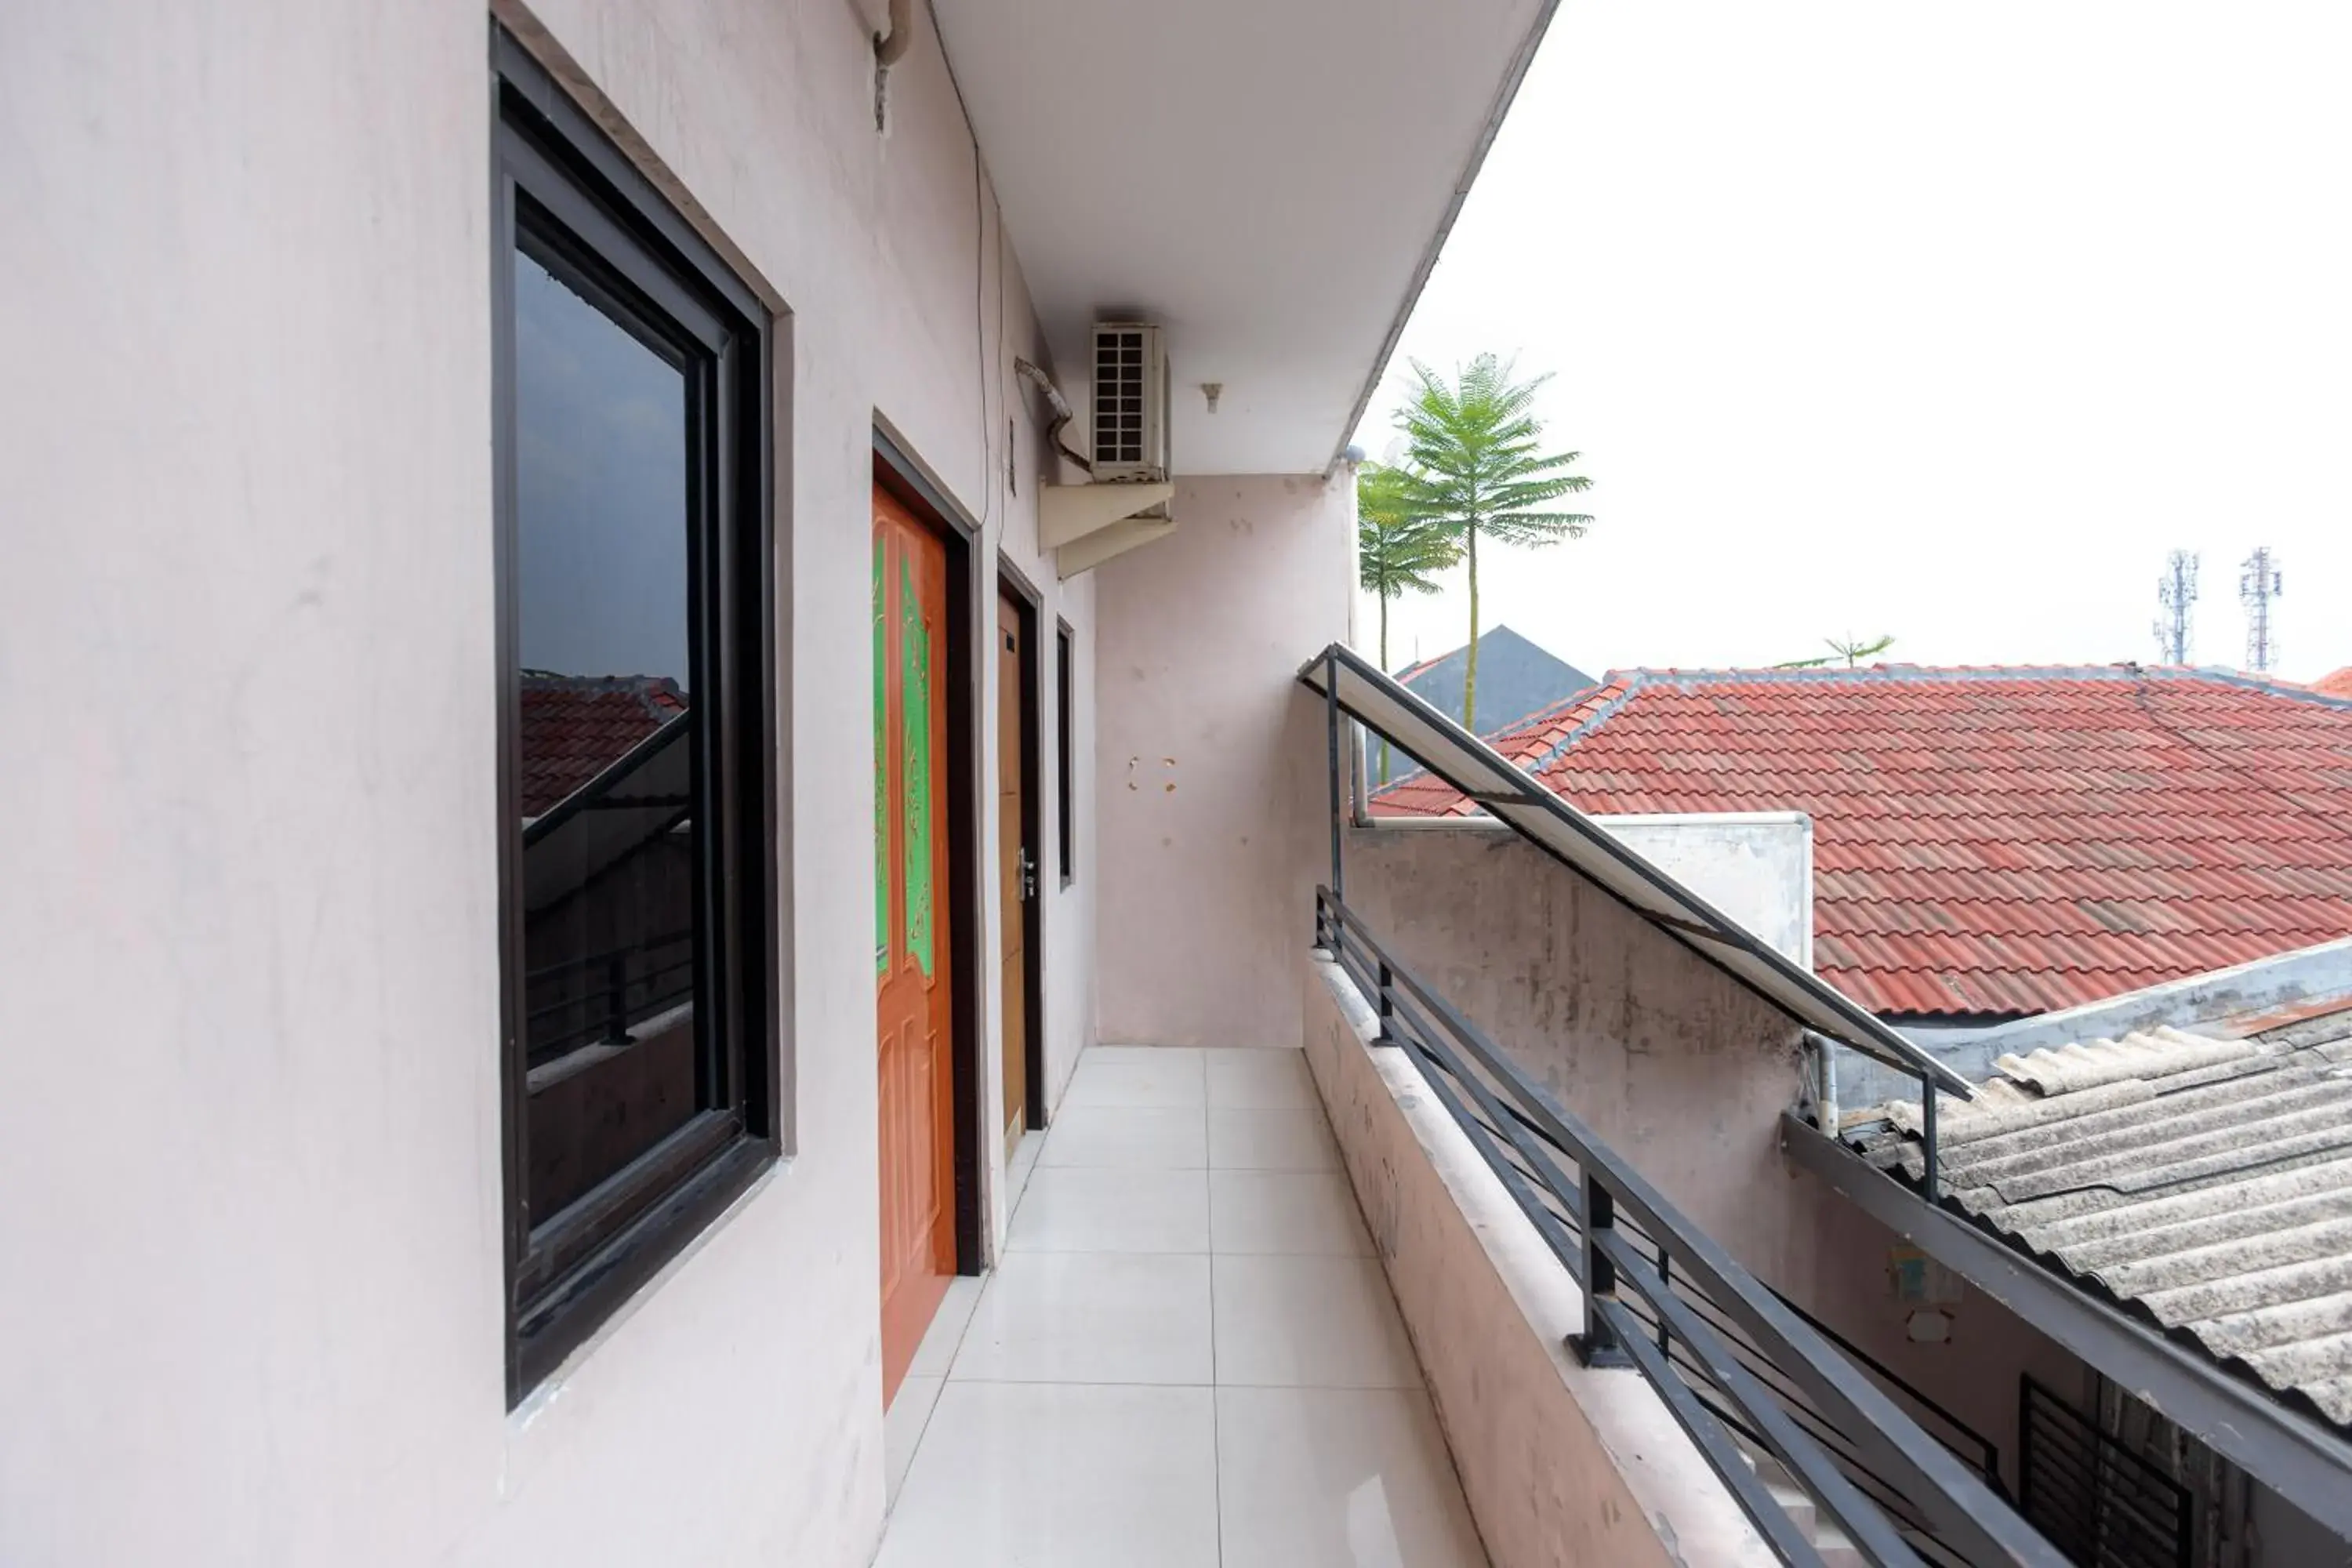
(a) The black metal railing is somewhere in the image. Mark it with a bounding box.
[524,929,696,1064]
[1627,1286,2005,1568]
[1768,1289,2006,1495]
[1612,1247,2010,1559]
[1314,887,2061,1567]
[2019,1377,2191,1568]
[1305,644,1962,1200]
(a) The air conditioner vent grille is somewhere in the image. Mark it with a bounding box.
[1093,327,1149,468]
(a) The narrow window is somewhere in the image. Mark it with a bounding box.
[1056,622,1076,887]
[494,33,777,1401]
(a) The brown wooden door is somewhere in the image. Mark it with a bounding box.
[997,593,1029,1154]
[875,485,956,1406]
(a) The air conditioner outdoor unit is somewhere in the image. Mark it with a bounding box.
[1090,321,1171,483]
[1033,321,1178,579]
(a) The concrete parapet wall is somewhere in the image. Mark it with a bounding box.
[1302,951,1775,1568]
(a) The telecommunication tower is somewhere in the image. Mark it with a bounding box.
[2153,550,2198,664]
[2240,547,2282,672]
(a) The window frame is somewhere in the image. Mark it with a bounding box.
[492,29,780,1405]
[1056,620,1076,887]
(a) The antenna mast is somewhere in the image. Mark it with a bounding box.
[2153,550,2198,664]
[2239,547,2282,672]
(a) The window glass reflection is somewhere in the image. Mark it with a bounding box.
[511,243,702,1218]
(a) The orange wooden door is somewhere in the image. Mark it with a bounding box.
[997,594,1029,1153]
[875,485,956,1406]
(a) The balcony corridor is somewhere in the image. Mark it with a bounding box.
[874,1045,1489,1568]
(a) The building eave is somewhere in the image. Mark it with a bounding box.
[1782,1111,2352,1536]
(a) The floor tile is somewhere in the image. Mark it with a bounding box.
[907,1276,985,1378]
[884,1374,944,1504]
[1010,1166,1210,1254]
[877,1381,1221,1568]
[1040,1102,1206,1169]
[1213,1254,1421,1388]
[1006,1129,1046,1213]
[1210,1171,1374,1256]
[1062,1051,1207,1109]
[1084,1045,1206,1069]
[1206,1047,1319,1109]
[1217,1386,1486,1568]
[951,1250,1214,1385]
[1208,1106,1341,1171]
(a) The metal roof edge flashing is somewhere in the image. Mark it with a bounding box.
[1783,1112,2352,1534]
[1945,935,2352,1061]
[1299,642,1970,1097]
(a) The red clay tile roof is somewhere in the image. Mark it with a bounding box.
[1373,666,2352,1019]
[2315,666,2352,699]
[519,673,688,816]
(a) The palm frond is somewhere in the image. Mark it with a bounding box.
[1358,462,1461,599]
[1823,633,1896,666]
[1391,354,1593,553]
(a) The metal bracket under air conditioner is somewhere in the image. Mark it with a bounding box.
[1042,480,1176,579]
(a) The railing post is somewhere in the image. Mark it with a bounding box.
[1324,648,1344,913]
[1920,1076,1940,1203]
[1657,1250,1672,1355]
[1373,956,1397,1045]
[2018,1372,2037,1519]
[601,953,631,1044]
[1572,1171,1633,1368]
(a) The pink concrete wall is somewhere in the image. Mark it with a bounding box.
[1338,823,2082,1498]
[1303,953,1776,1568]
[1786,1176,2088,1498]
[1094,473,1355,1049]
[0,2,1092,1563]
[1338,823,1809,1269]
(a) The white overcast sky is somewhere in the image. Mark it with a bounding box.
[1352,2,2352,684]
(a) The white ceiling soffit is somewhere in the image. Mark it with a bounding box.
[933,0,1559,476]
[1298,644,1977,1096]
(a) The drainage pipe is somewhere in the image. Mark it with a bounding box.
[874,0,913,66]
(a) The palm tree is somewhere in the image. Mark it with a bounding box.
[1358,462,1460,782]
[1358,463,1458,673]
[1396,354,1591,731]
[1824,633,1896,667]
[1776,633,1896,670]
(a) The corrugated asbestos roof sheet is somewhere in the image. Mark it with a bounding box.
[1860,1003,2352,1429]
[1371,664,2352,1019]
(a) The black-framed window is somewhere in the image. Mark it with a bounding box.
[1056,622,1076,887]
[493,31,778,1403]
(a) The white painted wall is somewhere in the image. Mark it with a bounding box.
[1093,473,1357,1051]
[1598,812,1813,969]
[0,2,1094,1563]
[1370,811,1814,967]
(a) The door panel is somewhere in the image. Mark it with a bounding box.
[997,594,1029,1152]
[876,486,956,1406]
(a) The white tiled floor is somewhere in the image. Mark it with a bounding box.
[876,1046,1488,1568]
